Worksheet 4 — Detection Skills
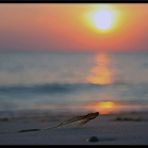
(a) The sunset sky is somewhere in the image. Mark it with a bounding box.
[0,4,148,53]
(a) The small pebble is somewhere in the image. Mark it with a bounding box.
[87,136,99,142]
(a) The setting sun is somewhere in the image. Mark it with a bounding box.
[92,8,114,31]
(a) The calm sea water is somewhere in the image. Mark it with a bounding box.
[0,52,148,113]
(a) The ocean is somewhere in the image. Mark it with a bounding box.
[0,52,148,115]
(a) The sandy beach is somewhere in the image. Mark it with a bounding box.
[0,111,148,145]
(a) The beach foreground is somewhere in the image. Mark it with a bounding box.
[0,111,148,145]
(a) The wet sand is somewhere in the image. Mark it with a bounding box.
[0,111,148,145]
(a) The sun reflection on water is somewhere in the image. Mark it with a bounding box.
[95,101,116,114]
[86,54,113,85]
[85,54,117,114]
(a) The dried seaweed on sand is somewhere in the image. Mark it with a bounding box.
[18,112,99,133]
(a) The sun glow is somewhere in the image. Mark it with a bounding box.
[85,6,118,32]
[92,9,113,30]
